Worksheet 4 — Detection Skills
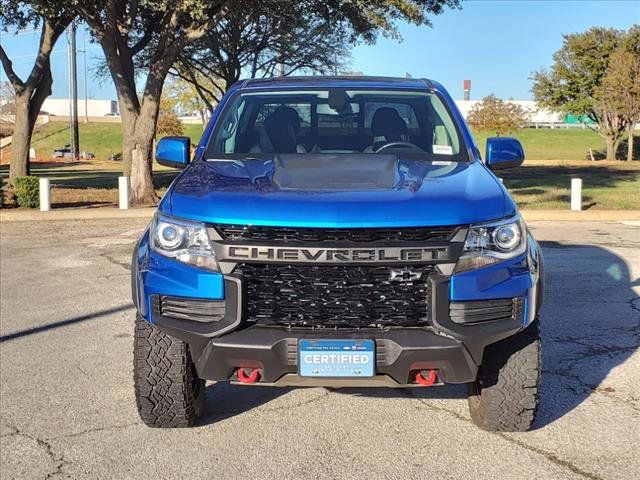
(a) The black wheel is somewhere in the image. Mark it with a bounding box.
[467,320,541,432]
[133,314,205,427]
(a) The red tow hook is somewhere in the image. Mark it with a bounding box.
[415,369,437,386]
[237,368,260,384]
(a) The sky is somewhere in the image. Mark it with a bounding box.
[1,0,638,102]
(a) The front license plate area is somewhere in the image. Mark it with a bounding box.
[299,339,375,377]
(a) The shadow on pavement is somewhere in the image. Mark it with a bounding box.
[198,383,292,425]
[196,241,639,430]
[0,304,134,343]
[532,241,639,429]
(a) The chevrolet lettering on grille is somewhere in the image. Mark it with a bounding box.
[218,245,450,263]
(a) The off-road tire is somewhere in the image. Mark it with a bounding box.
[467,320,541,432]
[134,314,205,427]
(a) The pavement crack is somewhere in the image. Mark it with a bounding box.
[495,433,605,480]
[261,389,331,413]
[1,419,69,479]
[100,252,131,271]
[47,421,141,441]
[407,395,605,480]
[547,334,637,361]
[543,366,640,414]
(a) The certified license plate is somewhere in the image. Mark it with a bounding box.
[299,339,375,377]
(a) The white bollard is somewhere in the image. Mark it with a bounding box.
[119,176,130,210]
[570,178,582,211]
[39,178,50,211]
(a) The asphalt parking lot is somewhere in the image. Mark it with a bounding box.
[0,218,638,480]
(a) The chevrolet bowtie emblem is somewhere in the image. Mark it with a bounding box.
[389,268,422,282]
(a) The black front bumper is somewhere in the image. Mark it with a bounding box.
[152,277,524,386]
[198,326,478,385]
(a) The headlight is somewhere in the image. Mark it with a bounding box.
[454,215,526,273]
[150,214,218,271]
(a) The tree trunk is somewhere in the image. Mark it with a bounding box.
[627,125,634,162]
[129,104,161,206]
[9,94,33,179]
[1,18,63,180]
[118,96,138,177]
[130,139,157,206]
[605,136,620,161]
[113,92,158,205]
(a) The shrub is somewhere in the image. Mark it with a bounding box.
[467,94,530,135]
[157,112,184,137]
[0,176,4,208]
[13,176,40,208]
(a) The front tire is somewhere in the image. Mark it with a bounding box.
[133,314,205,427]
[467,320,541,432]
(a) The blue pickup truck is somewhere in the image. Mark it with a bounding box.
[131,76,543,431]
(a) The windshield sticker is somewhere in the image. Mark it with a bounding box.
[432,161,453,166]
[433,145,453,155]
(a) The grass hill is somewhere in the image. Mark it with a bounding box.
[5,120,625,162]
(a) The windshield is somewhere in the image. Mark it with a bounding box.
[205,88,468,161]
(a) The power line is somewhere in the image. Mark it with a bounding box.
[2,29,41,37]
[6,51,66,61]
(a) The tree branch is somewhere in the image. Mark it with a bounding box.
[0,44,24,90]
[24,17,69,90]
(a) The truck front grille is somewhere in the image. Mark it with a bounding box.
[215,225,459,244]
[237,263,434,328]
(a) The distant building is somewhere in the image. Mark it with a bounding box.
[41,98,119,117]
[455,100,565,128]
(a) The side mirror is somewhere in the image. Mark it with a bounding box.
[485,137,524,170]
[156,136,191,169]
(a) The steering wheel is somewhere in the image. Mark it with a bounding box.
[374,141,425,153]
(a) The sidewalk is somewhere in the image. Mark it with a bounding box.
[0,207,156,222]
[1,207,639,223]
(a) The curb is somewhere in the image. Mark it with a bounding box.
[2,208,640,223]
[0,207,156,222]
[520,210,640,222]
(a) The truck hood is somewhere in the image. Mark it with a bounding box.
[165,154,514,227]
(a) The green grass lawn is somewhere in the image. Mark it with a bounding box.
[18,121,205,162]
[472,128,637,161]
[12,122,640,160]
[15,120,637,162]
[503,161,640,210]
[2,121,639,210]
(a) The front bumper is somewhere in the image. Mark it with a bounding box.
[156,321,522,386]
[133,229,542,387]
[146,275,527,386]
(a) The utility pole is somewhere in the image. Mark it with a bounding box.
[83,29,89,123]
[69,21,79,160]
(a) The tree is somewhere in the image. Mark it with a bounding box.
[174,0,462,111]
[73,1,227,205]
[466,95,530,135]
[595,46,640,161]
[594,27,640,162]
[156,87,184,137]
[531,27,625,161]
[172,0,351,110]
[162,76,210,125]
[76,0,460,206]
[0,2,73,179]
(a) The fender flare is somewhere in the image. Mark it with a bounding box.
[131,239,141,309]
